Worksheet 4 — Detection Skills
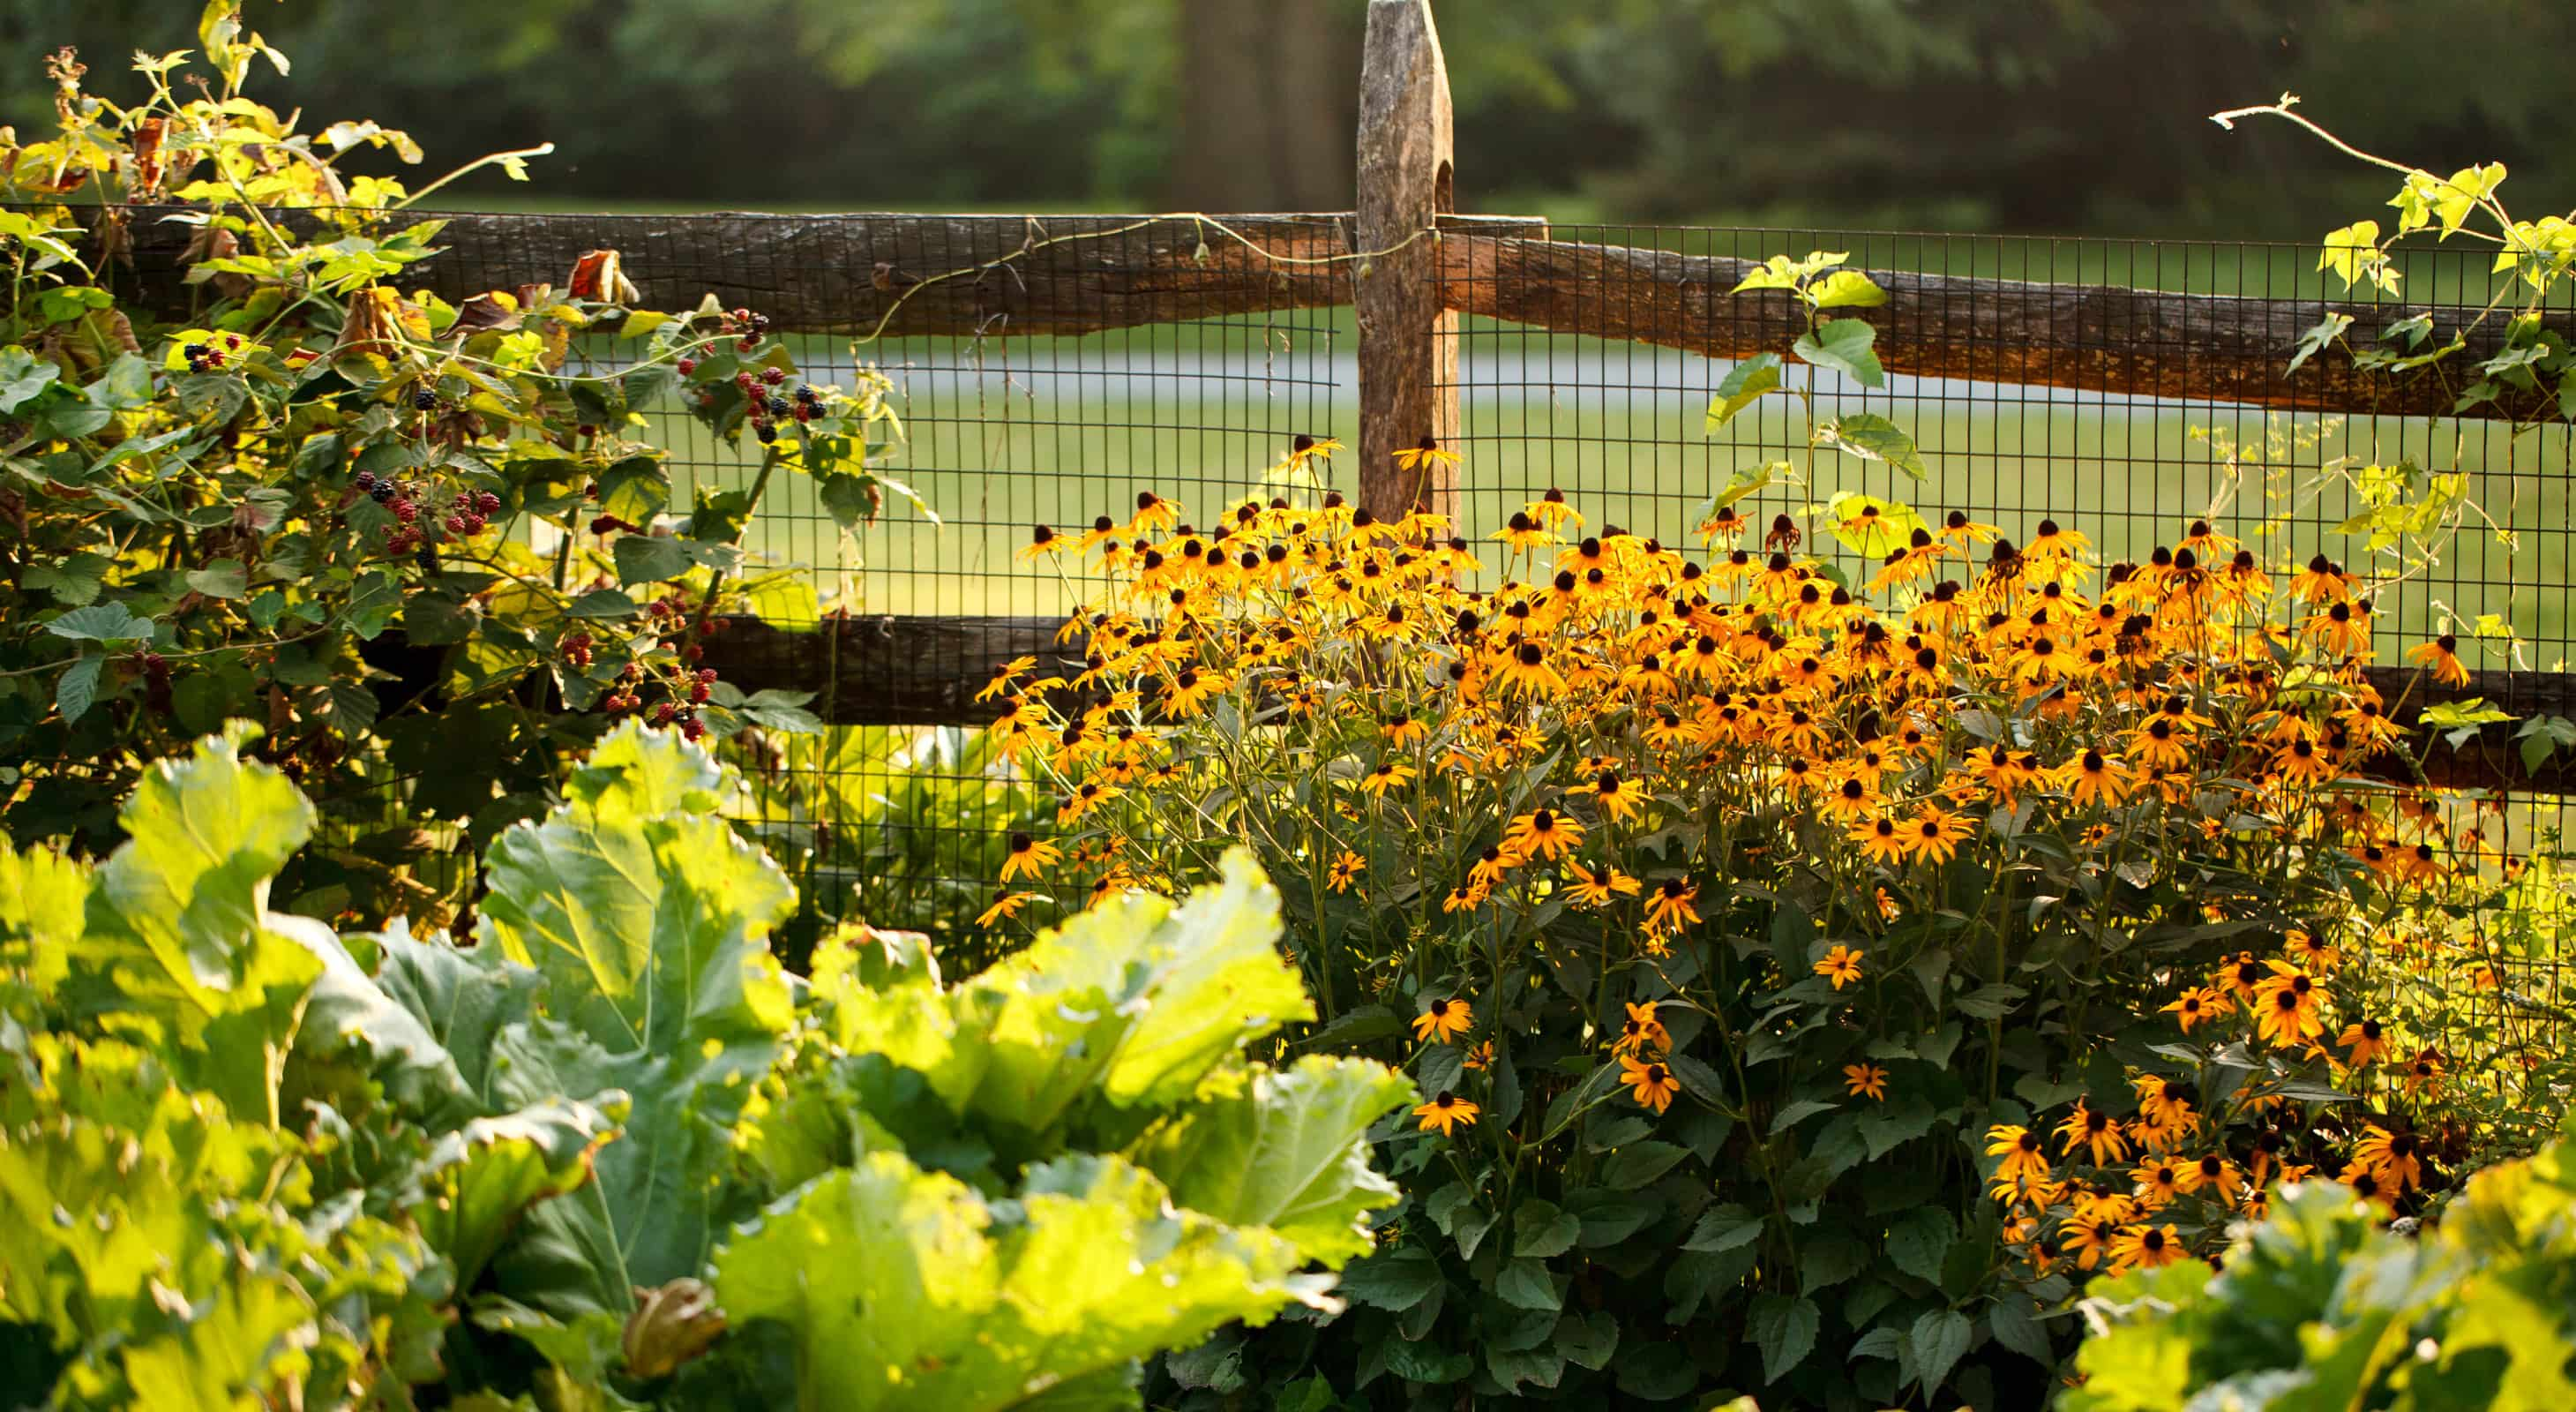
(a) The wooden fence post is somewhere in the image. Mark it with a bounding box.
[1354,0,1459,521]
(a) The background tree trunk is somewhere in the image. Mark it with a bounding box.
[1168,0,1359,210]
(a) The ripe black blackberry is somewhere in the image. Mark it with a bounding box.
[793,386,819,406]
[754,424,778,444]
[765,395,790,417]
[369,481,396,504]
[415,545,438,573]
[412,389,439,411]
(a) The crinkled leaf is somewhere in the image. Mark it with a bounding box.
[712,1152,1321,1412]
[1127,1055,1412,1268]
[414,1100,618,1289]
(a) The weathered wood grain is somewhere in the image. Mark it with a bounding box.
[1434,234,2565,422]
[73,202,1535,341]
[64,204,2562,423]
[1354,0,1462,519]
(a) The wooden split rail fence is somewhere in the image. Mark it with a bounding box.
[83,0,2576,791]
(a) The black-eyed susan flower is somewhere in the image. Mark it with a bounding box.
[1850,814,1908,866]
[2130,1158,2185,1208]
[977,890,1038,927]
[2337,1017,2387,1067]
[2337,1160,2399,1217]
[1413,1090,1479,1136]
[1589,769,1645,822]
[1642,877,1701,934]
[1412,997,1474,1045]
[1128,489,1180,534]
[1843,1063,1888,1101]
[1986,1124,2052,1185]
[1327,849,1364,894]
[2161,986,2229,1033]
[2105,1222,2188,1273]
[1905,806,1973,864]
[1393,435,1461,475]
[1018,523,1067,562]
[2182,1153,2244,1205]
[1503,807,1584,863]
[2407,633,2469,687]
[2351,1125,2424,1192]
[1358,759,1417,797]
[2402,1048,2445,1099]
[2056,1102,2132,1166]
[1812,943,1865,989]
[2251,964,2326,1048]
[2057,749,2135,808]
[1619,1054,1681,1114]
[999,831,1061,883]
[1563,860,1640,907]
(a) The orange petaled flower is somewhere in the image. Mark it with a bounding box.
[2161,986,2230,1033]
[2352,1125,2426,1192]
[999,831,1062,883]
[1503,807,1585,862]
[1850,815,1909,866]
[1413,1090,1479,1136]
[2251,963,2327,1048]
[2403,1049,2445,1099]
[2183,1153,2245,1205]
[1620,1054,1682,1114]
[2106,1223,2189,1274]
[1614,1001,1673,1056]
[1844,1063,1888,1101]
[2338,1160,2399,1217]
[1643,877,1702,934]
[1018,524,1066,562]
[977,890,1038,928]
[2407,634,2470,687]
[1813,944,1865,989]
[2057,750,2135,807]
[1359,759,1418,796]
[1986,1125,2052,1185]
[2338,1018,2388,1067]
[1906,806,1973,864]
[1327,850,1365,894]
[1412,996,1474,1044]
[1590,769,1647,822]
[2056,1102,2132,1166]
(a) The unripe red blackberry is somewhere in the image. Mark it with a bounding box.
[475,491,500,514]
[676,357,698,376]
[390,498,417,523]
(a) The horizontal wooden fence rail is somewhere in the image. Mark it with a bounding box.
[693,613,2576,795]
[66,204,2567,423]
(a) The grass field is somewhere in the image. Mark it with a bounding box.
[633,318,2576,669]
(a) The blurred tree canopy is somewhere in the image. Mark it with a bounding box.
[4,0,2565,234]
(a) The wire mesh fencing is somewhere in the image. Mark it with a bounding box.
[299,207,2575,1052]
